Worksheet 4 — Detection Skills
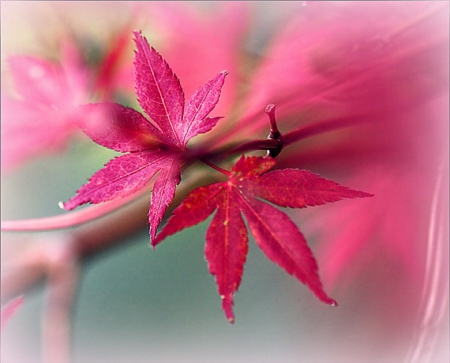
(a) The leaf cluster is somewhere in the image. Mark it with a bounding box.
[62,31,373,321]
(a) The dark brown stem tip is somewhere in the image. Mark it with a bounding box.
[265,104,278,132]
[265,104,283,158]
[265,103,276,114]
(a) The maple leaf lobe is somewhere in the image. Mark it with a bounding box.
[79,103,162,152]
[248,168,373,209]
[62,151,172,210]
[205,188,248,323]
[132,31,228,148]
[182,70,228,144]
[133,30,185,146]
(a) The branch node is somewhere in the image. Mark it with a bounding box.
[265,104,283,158]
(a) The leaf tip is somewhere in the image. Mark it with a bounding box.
[150,235,160,251]
[318,291,338,306]
[59,200,75,211]
[132,30,142,39]
[328,299,339,307]
[315,290,338,307]
[351,190,375,200]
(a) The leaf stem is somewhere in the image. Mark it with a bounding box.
[225,138,282,155]
[201,159,231,176]
[213,114,361,159]
[265,104,279,135]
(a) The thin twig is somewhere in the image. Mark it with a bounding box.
[1,183,152,232]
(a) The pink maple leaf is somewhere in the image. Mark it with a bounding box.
[154,156,372,322]
[1,39,90,173]
[62,31,227,241]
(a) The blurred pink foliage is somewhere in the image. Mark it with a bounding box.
[1,22,136,173]
[1,39,90,173]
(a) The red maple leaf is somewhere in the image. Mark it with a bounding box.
[62,31,227,240]
[154,156,373,322]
